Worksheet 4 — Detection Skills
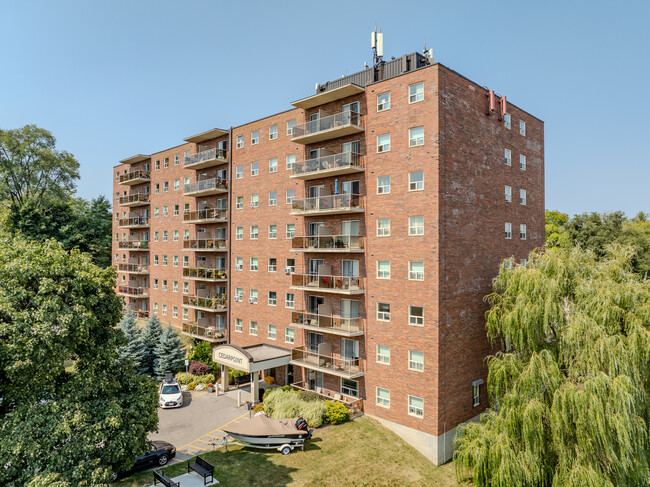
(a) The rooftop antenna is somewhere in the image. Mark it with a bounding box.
[423,42,434,64]
[371,27,383,66]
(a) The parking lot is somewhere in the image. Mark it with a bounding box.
[150,386,255,462]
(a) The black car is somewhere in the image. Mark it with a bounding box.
[115,440,176,478]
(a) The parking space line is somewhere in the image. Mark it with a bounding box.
[177,411,250,451]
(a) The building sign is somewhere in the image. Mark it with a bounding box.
[213,345,251,372]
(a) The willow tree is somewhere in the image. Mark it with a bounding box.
[454,245,650,486]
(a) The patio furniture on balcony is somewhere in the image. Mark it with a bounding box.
[184,148,228,169]
[119,170,150,185]
[290,346,363,379]
[290,152,364,180]
[291,234,364,252]
[290,194,364,216]
[184,178,228,196]
[183,208,228,224]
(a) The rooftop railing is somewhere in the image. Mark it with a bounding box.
[291,152,363,178]
[184,148,228,167]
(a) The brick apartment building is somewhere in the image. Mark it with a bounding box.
[112,51,544,464]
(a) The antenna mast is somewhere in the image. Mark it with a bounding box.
[371,28,383,66]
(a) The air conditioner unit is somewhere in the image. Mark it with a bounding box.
[250,203,255,208]
[235,264,242,270]
[234,295,241,302]
[284,267,292,274]
[248,297,256,304]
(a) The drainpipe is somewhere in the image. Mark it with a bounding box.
[226,127,233,345]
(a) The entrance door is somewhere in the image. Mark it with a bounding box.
[308,332,324,353]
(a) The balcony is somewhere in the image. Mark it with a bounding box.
[290,310,364,337]
[183,267,228,282]
[183,239,227,252]
[183,295,227,312]
[119,170,150,185]
[183,208,227,224]
[180,322,227,343]
[184,148,228,170]
[117,263,149,274]
[290,346,363,379]
[123,306,149,318]
[290,194,364,216]
[292,111,363,145]
[118,286,149,298]
[290,274,365,295]
[118,240,149,251]
[291,152,364,180]
[184,178,228,197]
[291,234,364,253]
[118,216,149,228]
[118,193,150,207]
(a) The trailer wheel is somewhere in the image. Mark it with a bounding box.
[281,445,291,455]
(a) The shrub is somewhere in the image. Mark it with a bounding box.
[298,390,321,402]
[324,401,350,425]
[299,400,328,428]
[187,382,196,391]
[253,403,265,413]
[264,389,327,428]
[195,373,215,385]
[189,361,209,376]
[175,372,198,385]
[229,368,247,385]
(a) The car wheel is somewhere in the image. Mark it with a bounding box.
[158,454,169,466]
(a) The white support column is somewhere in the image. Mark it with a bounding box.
[221,366,229,393]
[252,371,260,404]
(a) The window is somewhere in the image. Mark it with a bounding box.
[377,134,390,153]
[182,308,188,320]
[162,280,168,291]
[235,257,243,270]
[268,292,277,306]
[268,324,277,339]
[285,258,295,273]
[409,126,424,147]
[285,293,295,308]
[269,125,278,140]
[154,232,159,242]
[163,182,169,192]
[250,226,258,239]
[183,255,189,267]
[286,120,296,136]
[154,183,159,194]
[250,290,258,304]
[183,282,188,294]
[235,318,243,333]
[250,257,258,271]
[235,288,243,300]
[409,171,424,191]
[251,162,259,176]
[163,157,169,168]
[408,395,424,418]
[520,154,527,171]
[154,161,160,170]
[377,218,391,237]
[174,154,180,165]
[505,222,512,239]
[504,113,511,129]
[377,176,390,194]
[153,207,160,218]
[409,261,424,280]
[153,303,158,314]
[268,258,277,272]
[236,196,243,210]
[408,351,424,371]
[521,259,527,267]
[520,224,527,240]
[183,229,189,241]
[236,135,244,148]
[504,259,512,270]
[376,345,390,364]
[173,281,178,292]
[409,306,424,326]
[269,158,278,173]
[377,92,390,111]
[162,206,168,217]
[162,304,167,316]
[505,149,512,166]
[154,255,159,266]
[285,327,295,343]
[173,255,178,267]
[519,120,526,136]
[268,225,277,239]
[173,204,179,216]
[505,185,512,203]
[251,194,259,208]
[377,261,391,279]
[409,216,424,236]
[377,302,391,321]
[269,191,277,206]
[341,378,359,398]
[153,279,159,290]
[162,256,168,266]
[173,230,179,242]
[236,227,243,240]
[162,231,168,242]
[520,189,527,205]
[286,188,295,204]
[251,130,259,145]
[472,381,483,407]
[174,179,179,191]
[236,165,244,179]
[286,154,295,170]
[409,82,424,103]
[250,321,258,335]
[286,224,295,238]
[376,387,390,408]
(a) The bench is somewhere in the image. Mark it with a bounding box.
[153,469,179,487]
[188,455,215,485]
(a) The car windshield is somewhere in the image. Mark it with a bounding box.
[161,385,180,394]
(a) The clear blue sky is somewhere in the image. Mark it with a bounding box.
[1,1,648,216]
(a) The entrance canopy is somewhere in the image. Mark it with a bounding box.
[212,344,291,373]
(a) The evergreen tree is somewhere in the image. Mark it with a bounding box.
[139,315,162,376]
[118,310,145,372]
[153,325,186,381]
[454,244,650,486]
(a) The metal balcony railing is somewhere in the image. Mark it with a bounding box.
[118,286,148,297]
[292,111,362,139]
[291,310,364,335]
[118,217,149,227]
[290,274,365,293]
[119,170,150,184]
[291,152,363,178]
[183,267,228,280]
[184,178,228,195]
[118,240,149,250]
[118,193,150,206]
[183,294,227,310]
[117,263,149,273]
[183,239,227,251]
[290,194,363,215]
[124,307,149,318]
[291,234,364,251]
[291,346,363,378]
[183,208,227,223]
[184,148,228,167]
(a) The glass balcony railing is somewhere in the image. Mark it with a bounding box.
[184,148,228,168]
[118,193,150,206]
[291,152,364,179]
[118,240,149,250]
[291,310,364,336]
[118,286,148,297]
[183,267,228,281]
[290,274,365,294]
[292,111,363,143]
[291,234,364,251]
[183,208,227,223]
[290,194,364,215]
[184,178,228,195]
[182,239,227,251]
[181,322,226,342]
[118,217,149,228]
[183,294,227,310]
[123,307,149,318]
[117,263,149,273]
[119,170,150,184]
[290,346,363,378]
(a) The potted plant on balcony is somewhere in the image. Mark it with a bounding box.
[206,240,214,249]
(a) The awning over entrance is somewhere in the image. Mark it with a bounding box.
[212,344,291,373]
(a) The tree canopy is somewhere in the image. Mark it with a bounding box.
[0,237,158,486]
[454,245,650,486]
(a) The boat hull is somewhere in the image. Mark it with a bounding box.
[224,432,309,445]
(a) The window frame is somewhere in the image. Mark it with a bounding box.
[408,82,424,104]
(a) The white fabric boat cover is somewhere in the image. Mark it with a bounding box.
[223,415,302,437]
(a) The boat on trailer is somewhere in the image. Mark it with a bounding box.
[221,415,314,455]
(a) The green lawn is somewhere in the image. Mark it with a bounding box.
[113,416,461,487]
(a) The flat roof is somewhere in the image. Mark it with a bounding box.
[119,154,150,165]
[184,128,228,143]
[244,344,291,362]
[291,84,365,109]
